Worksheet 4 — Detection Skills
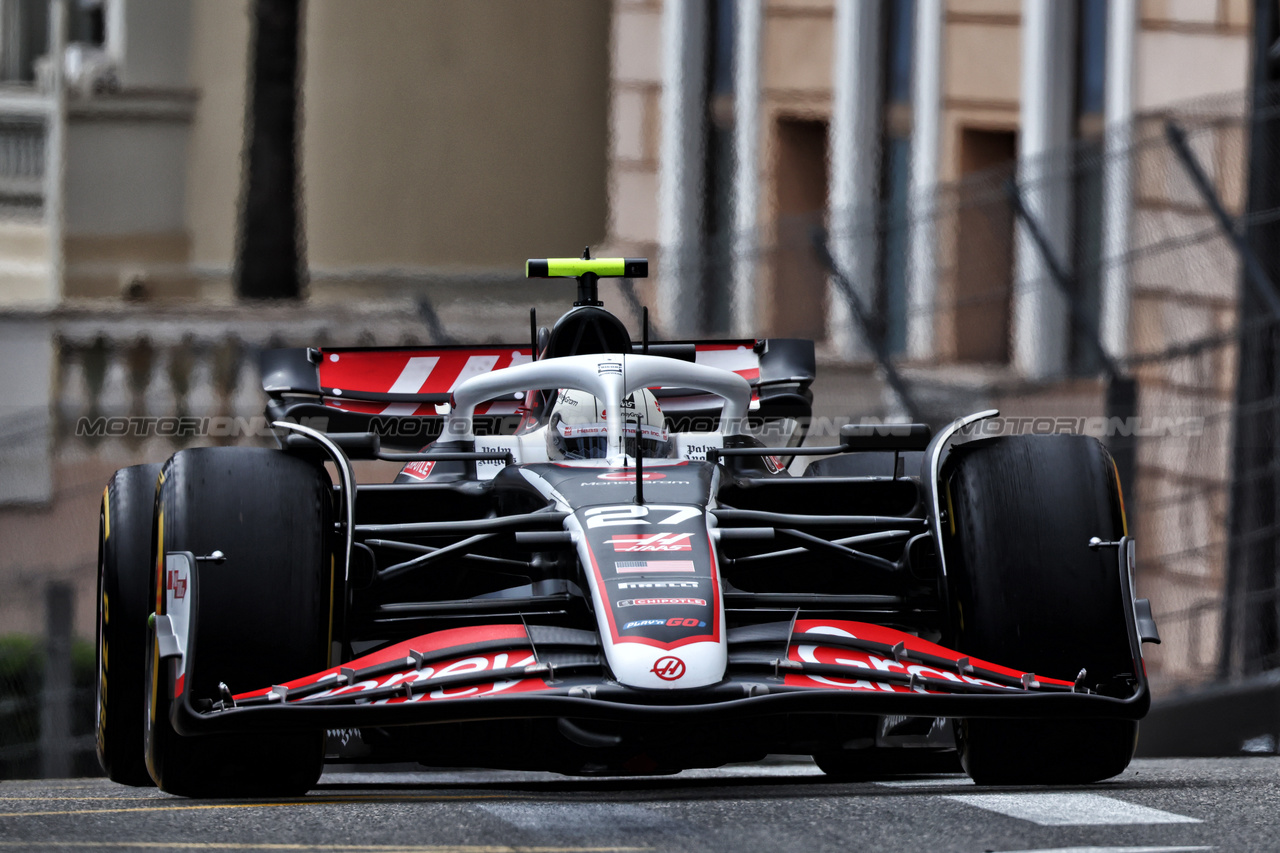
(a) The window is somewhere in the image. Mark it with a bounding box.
[878,0,914,356]
[1070,0,1108,374]
[700,0,736,335]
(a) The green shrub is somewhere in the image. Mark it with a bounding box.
[0,635,102,779]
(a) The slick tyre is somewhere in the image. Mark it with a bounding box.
[145,447,333,798]
[943,434,1138,785]
[96,463,162,787]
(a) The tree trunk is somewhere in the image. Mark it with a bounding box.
[235,0,304,300]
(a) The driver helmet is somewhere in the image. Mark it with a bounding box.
[546,388,673,460]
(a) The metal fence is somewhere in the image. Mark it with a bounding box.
[1,89,1277,777]
[654,88,1268,698]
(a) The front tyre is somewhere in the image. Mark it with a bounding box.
[96,464,162,787]
[944,434,1138,785]
[145,447,333,797]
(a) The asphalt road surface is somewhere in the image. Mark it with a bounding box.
[0,757,1270,853]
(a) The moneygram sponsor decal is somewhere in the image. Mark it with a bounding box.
[607,533,694,553]
[617,580,699,589]
[616,597,706,607]
[598,471,667,481]
[623,617,708,630]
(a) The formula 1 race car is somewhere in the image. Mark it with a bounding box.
[94,255,1159,797]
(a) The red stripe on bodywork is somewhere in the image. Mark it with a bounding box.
[234,624,531,700]
[783,619,1075,693]
[317,348,532,397]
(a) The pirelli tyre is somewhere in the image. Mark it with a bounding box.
[943,434,1138,785]
[144,447,333,797]
[95,463,162,787]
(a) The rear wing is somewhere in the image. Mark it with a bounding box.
[261,339,815,449]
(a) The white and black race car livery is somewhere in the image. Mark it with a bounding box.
[95,254,1159,797]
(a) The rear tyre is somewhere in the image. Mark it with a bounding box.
[944,434,1138,785]
[96,463,162,787]
[145,447,333,797]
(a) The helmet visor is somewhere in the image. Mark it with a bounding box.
[557,421,670,460]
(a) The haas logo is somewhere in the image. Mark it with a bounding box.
[166,568,187,600]
[650,656,686,681]
[607,533,693,552]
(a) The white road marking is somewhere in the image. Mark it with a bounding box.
[999,847,1211,853]
[875,777,974,787]
[680,762,823,778]
[479,802,663,831]
[943,793,1200,826]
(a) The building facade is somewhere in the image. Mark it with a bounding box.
[605,0,1251,370]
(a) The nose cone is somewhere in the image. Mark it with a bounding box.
[609,640,726,689]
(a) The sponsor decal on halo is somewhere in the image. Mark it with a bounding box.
[607,534,694,553]
[598,361,623,375]
[616,598,706,607]
[401,460,436,481]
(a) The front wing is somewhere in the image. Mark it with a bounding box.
[159,548,1151,737]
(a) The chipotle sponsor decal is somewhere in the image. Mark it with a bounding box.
[616,597,706,607]
[401,460,437,481]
